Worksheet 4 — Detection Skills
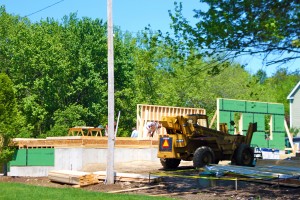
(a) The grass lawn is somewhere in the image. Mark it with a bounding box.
[0,182,172,200]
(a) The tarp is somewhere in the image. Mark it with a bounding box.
[202,165,300,180]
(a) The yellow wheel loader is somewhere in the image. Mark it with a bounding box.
[157,114,257,169]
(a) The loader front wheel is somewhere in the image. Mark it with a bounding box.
[193,146,215,168]
[160,158,181,169]
[235,144,254,166]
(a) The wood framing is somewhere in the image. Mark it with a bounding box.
[136,104,206,138]
[12,137,159,149]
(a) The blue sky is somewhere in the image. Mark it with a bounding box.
[2,0,198,33]
[1,0,299,76]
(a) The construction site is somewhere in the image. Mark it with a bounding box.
[2,99,300,199]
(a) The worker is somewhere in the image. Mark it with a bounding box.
[131,127,138,138]
[105,121,117,136]
[146,121,161,137]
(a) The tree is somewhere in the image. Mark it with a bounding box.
[169,0,300,68]
[0,73,18,163]
[0,9,143,137]
[259,69,300,115]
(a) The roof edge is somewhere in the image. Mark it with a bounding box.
[287,81,300,100]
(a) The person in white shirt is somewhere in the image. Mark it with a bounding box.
[131,127,138,138]
[146,121,161,137]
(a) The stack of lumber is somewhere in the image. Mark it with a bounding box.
[93,171,162,183]
[48,170,99,187]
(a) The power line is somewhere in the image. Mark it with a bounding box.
[22,0,174,37]
[24,0,65,18]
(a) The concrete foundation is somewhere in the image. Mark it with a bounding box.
[8,166,55,177]
[8,147,159,177]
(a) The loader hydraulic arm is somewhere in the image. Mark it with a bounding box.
[245,122,257,145]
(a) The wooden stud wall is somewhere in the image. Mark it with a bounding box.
[136,104,206,138]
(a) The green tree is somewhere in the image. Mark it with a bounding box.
[0,8,144,137]
[259,68,300,115]
[169,0,300,67]
[3,4,297,140]
[0,73,18,163]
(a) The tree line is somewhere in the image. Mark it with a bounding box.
[0,4,299,162]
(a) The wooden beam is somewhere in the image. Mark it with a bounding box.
[108,184,164,193]
[209,110,217,128]
[94,171,162,183]
[150,191,199,197]
[284,119,295,154]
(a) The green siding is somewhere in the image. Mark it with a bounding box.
[273,115,285,132]
[27,148,54,166]
[269,133,286,149]
[9,149,27,166]
[246,101,268,113]
[9,148,54,167]
[242,113,253,135]
[221,99,246,112]
[219,111,231,124]
[219,111,235,133]
[251,132,268,147]
[253,114,265,132]
[268,104,284,114]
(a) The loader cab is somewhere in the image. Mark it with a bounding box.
[219,123,229,134]
[186,114,209,128]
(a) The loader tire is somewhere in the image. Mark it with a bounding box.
[160,158,181,169]
[193,146,215,168]
[235,144,254,166]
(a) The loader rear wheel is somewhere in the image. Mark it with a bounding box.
[160,158,181,169]
[235,144,254,166]
[193,146,215,168]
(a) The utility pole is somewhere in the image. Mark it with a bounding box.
[106,0,115,184]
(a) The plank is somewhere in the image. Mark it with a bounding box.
[108,184,164,193]
[93,171,162,183]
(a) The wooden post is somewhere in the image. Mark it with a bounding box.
[284,119,295,154]
[235,178,238,190]
[209,110,217,128]
[106,0,115,185]
[115,111,121,137]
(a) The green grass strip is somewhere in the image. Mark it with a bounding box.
[0,182,173,200]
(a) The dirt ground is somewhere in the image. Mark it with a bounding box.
[1,161,300,200]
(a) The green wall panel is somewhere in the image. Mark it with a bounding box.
[246,102,268,113]
[269,133,286,149]
[251,132,268,147]
[242,113,253,127]
[242,113,253,135]
[219,111,231,124]
[220,99,246,112]
[253,114,265,132]
[268,104,284,114]
[219,111,235,133]
[27,148,54,166]
[9,149,27,166]
[273,115,285,132]
[218,98,286,150]
[9,148,54,167]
